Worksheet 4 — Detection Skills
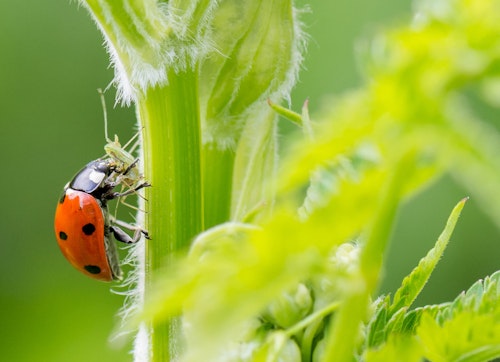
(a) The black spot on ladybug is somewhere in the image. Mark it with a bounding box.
[82,223,96,235]
[84,265,101,274]
[59,231,68,240]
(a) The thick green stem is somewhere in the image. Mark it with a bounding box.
[138,68,203,361]
[321,154,413,361]
[202,145,235,229]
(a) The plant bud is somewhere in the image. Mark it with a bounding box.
[263,283,313,328]
[200,0,303,149]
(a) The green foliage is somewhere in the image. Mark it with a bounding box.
[391,198,467,317]
[78,0,500,361]
[365,198,466,350]
[366,271,500,362]
[420,271,500,361]
[200,0,300,149]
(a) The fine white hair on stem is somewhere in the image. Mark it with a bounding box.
[79,0,219,105]
[105,121,149,359]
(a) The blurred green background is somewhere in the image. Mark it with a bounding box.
[1,1,499,361]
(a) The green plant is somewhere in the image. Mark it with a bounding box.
[77,0,500,361]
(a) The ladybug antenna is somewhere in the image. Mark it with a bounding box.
[98,88,112,143]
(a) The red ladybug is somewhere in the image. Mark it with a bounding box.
[54,159,149,281]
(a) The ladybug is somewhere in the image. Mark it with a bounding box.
[54,158,149,281]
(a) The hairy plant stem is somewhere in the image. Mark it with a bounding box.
[138,67,203,361]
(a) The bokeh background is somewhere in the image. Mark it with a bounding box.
[2,1,499,361]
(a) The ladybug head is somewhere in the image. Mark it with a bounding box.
[69,159,113,195]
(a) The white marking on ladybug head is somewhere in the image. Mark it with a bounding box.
[89,169,106,185]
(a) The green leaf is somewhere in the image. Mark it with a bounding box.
[268,101,301,124]
[364,335,422,362]
[367,272,500,362]
[365,198,467,352]
[418,310,500,362]
[365,296,391,348]
[390,197,468,314]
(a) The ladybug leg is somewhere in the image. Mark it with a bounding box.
[110,217,150,243]
[110,225,149,244]
[116,181,151,197]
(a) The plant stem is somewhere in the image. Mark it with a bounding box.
[138,67,203,362]
[285,301,340,338]
[202,145,235,228]
[321,153,412,361]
